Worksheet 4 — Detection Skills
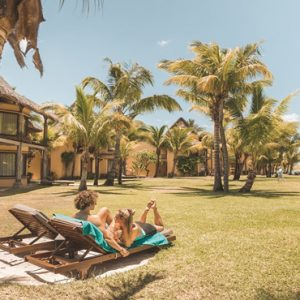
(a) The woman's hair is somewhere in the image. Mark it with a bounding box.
[74,191,98,210]
[116,208,135,235]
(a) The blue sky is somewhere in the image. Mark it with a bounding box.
[1,0,300,130]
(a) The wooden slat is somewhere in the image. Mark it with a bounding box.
[25,235,176,277]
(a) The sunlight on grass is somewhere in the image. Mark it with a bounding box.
[0,176,299,299]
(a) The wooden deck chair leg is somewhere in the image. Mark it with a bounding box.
[77,266,91,280]
[79,246,93,261]
[29,231,47,245]
[49,240,67,263]
[12,226,27,238]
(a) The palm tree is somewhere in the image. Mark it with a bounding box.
[141,125,168,177]
[284,134,300,174]
[83,59,181,186]
[186,119,203,134]
[166,127,195,177]
[226,128,245,180]
[0,1,102,75]
[238,86,297,192]
[199,131,214,176]
[43,86,110,191]
[93,123,112,186]
[120,138,136,177]
[258,143,280,177]
[159,42,272,192]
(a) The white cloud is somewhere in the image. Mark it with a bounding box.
[157,40,171,47]
[282,113,299,122]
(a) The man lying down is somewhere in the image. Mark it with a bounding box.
[72,191,167,257]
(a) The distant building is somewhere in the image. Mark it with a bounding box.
[0,77,56,187]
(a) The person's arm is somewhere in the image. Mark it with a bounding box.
[102,228,129,257]
[120,224,139,247]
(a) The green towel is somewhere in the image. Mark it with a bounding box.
[53,214,169,253]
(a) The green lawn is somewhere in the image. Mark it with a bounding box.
[0,176,299,300]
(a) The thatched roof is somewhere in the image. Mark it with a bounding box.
[170,117,189,129]
[0,76,56,120]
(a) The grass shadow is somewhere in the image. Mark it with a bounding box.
[0,185,50,197]
[255,288,300,300]
[100,271,165,300]
[167,186,300,199]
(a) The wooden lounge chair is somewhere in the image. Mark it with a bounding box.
[0,205,59,255]
[25,218,176,279]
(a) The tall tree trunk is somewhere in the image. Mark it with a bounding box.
[239,170,256,193]
[266,161,272,178]
[213,108,223,192]
[171,155,177,178]
[219,102,229,192]
[104,131,121,186]
[204,149,209,176]
[71,144,77,179]
[123,159,127,176]
[79,151,89,191]
[210,148,213,175]
[93,152,100,186]
[154,149,161,178]
[289,163,294,175]
[233,153,241,180]
[118,158,123,184]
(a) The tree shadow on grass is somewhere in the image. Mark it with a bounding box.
[0,185,49,198]
[53,190,135,197]
[255,288,300,300]
[168,187,300,199]
[100,271,164,300]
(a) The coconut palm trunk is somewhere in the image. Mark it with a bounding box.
[171,155,178,178]
[240,153,257,192]
[71,143,77,179]
[266,161,272,178]
[154,150,161,177]
[233,153,240,180]
[239,170,256,192]
[219,103,229,192]
[289,163,294,175]
[213,110,224,191]
[118,158,123,184]
[204,149,209,176]
[105,131,121,186]
[93,151,100,186]
[79,150,89,191]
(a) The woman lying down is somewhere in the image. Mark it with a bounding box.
[73,191,165,257]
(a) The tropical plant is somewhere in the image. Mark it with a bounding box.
[120,138,136,177]
[43,86,111,191]
[140,125,168,177]
[159,41,272,192]
[236,86,297,192]
[132,151,156,176]
[186,119,203,134]
[61,151,75,178]
[284,134,300,174]
[166,127,195,177]
[83,59,181,186]
[177,155,201,176]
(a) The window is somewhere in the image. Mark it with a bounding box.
[0,112,18,135]
[0,152,16,177]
